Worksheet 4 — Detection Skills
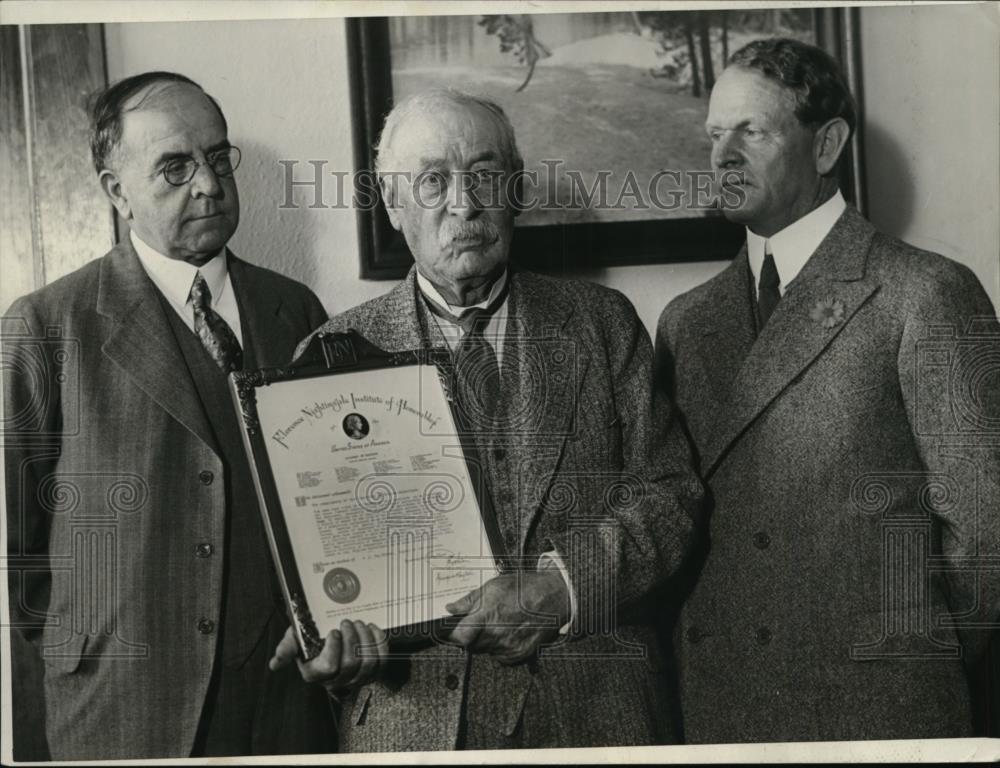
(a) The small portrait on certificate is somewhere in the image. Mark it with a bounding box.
[342,412,370,440]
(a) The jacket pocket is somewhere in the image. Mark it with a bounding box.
[349,686,373,726]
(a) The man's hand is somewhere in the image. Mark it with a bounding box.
[445,568,571,665]
[268,619,388,695]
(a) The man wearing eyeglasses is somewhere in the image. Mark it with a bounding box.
[2,72,332,759]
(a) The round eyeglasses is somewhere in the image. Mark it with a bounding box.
[162,146,242,187]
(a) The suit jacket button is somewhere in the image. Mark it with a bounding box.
[686,626,703,644]
[493,448,506,461]
[444,674,460,690]
[199,470,214,485]
[195,543,214,558]
[755,626,772,645]
[753,531,771,550]
[197,618,216,634]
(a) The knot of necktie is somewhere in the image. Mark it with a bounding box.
[189,271,212,311]
[455,307,492,337]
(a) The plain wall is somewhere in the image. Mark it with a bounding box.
[861,3,999,305]
[104,6,1000,336]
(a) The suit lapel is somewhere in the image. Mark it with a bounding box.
[227,253,288,369]
[499,272,576,550]
[96,240,216,452]
[686,249,758,413]
[365,269,430,352]
[702,207,880,475]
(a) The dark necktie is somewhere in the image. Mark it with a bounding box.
[423,282,508,427]
[454,308,501,424]
[190,271,243,373]
[757,243,781,329]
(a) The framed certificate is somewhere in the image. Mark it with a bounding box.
[229,331,505,659]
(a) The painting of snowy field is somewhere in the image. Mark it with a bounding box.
[387,11,816,227]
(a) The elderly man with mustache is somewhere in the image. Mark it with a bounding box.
[270,89,703,752]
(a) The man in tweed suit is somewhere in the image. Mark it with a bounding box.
[271,89,704,750]
[3,72,334,758]
[656,38,1000,742]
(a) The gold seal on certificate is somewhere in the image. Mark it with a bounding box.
[323,568,361,604]
[230,331,504,658]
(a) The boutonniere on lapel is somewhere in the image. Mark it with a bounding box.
[810,298,846,329]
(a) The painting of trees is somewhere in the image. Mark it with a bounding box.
[478,15,552,92]
[478,9,813,98]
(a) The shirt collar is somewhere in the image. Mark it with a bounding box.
[130,229,229,306]
[747,189,846,295]
[416,268,509,320]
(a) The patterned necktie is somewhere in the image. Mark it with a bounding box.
[453,308,501,425]
[757,242,782,329]
[189,271,243,373]
[423,282,508,428]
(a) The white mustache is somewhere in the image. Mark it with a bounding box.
[440,222,500,248]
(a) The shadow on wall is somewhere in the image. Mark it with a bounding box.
[863,119,915,237]
[230,139,330,312]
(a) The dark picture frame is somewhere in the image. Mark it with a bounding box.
[348,8,865,279]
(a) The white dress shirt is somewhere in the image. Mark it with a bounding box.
[417,269,510,364]
[131,230,244,347]
[747,190,846,297]
[416,268,576,632]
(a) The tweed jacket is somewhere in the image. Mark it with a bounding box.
[655,206,1000,742]
[3,240,331,758]
[298,267,703,751]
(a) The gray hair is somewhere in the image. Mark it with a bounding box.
[374,89,523,179]
[89,71,225,173]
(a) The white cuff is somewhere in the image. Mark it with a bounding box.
[537,550,577,635]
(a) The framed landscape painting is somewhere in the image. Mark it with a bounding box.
[348,8,864,278]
